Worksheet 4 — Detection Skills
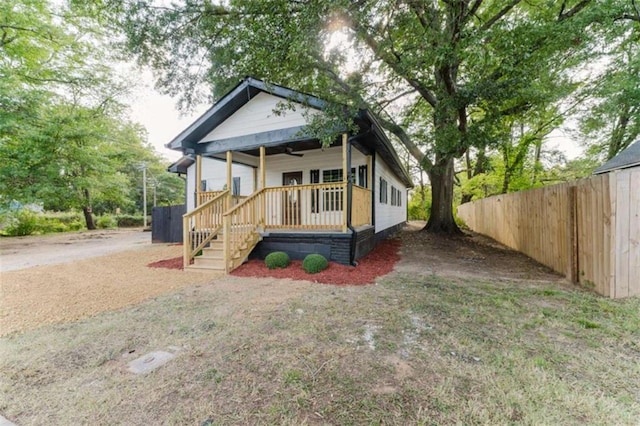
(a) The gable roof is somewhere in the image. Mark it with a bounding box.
[166,77,326,151]
[166,77,412,187]
[593,140,640,174]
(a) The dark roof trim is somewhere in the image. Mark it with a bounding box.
[166,77,326,151]
[593,140,640,174]
[167,155,194,174]
[186,126,316,156]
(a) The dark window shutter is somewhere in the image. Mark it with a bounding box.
[310,170,319,213]
[358,165,367,187]
[232,177,241,196]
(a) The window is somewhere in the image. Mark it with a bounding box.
[323,169,343,211]
[379,178,388,204]
[398,190,402,206]
[391,186,397,206]
[323,169,343,183]
[200,180,207,191]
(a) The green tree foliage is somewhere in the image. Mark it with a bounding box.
[79,0,623,234]
[0,0,184,229]
[579,7,640,160]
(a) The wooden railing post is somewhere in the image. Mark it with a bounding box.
[183,215,189,268]
[223,215,231,273]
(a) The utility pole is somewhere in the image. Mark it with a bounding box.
[153,179,157,207]
[141,162,147,228]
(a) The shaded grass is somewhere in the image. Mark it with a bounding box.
[1,274,639,425]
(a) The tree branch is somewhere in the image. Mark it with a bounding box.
[558,0,592,21]
[479,0,522,32]
[376,115,433,169]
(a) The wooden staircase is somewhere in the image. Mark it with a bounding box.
[191,237,225,271]
[184,189,265,273]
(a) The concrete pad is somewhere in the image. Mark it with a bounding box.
[127,351,176,375]
[0,414,17,426]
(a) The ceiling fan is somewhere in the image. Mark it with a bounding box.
[285,146,304,157]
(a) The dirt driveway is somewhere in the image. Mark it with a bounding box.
[0,222,566,337]
[0,229,150,272]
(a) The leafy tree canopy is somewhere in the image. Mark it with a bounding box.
[0,0,184,229]
[77,0,638,233]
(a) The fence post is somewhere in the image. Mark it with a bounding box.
[567,185,578,283]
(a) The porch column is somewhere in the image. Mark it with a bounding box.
[226,150,232,210]
[342,133,348,233]
[260,146,266,230]
[195,154,202,207]
[259,146,266,189]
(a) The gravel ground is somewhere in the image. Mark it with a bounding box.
[0,244,219,336]
[0,229,150,272]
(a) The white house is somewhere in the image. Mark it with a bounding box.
[167,77,412,272]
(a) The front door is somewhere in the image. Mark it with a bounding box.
[282,171,302,226]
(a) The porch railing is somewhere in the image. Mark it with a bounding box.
[198,190,225,205]
[183,190,228,267]
[222,189,265,272]
[351,185,372,227]
[263,182,347,230]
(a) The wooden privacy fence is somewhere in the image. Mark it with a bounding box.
[152,204,186,243]
[457,169,639,298]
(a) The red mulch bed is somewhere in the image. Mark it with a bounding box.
[147,257,186,270]
[231,239,401,286]
[147,239,401,286]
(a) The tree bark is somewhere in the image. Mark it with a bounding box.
[425,156,462,234]
[82,189,96,230]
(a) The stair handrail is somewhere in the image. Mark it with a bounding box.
[183,189,229,268]
[222,188,266,272]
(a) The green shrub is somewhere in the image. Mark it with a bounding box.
[265,251,290,269]
[96,215,117,229]
[67,220,84,231]
[36,216,67,233]
[5,210,38,236]
[115,214,144,227]
[302,254,328,274]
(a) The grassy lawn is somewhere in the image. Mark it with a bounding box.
[1,273,639,425]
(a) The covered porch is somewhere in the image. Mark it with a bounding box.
[183,134,373,272]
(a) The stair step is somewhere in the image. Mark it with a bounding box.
[202,247,224,258]
[187,264,225,272]
[193,256,225,269]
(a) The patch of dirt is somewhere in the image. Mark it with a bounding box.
[0,244,219,337]
[1,221,566,337]
[397,221,566,284]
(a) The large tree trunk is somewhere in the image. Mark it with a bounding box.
[424,156,462,234]
[82,189,96,230]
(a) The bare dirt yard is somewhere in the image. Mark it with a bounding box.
[0,223,638,425]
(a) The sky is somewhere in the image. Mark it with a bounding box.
[128,69,209,163]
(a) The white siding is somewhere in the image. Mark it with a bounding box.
[199,92,322,142]
[263,146,366,186]
[186,158,255,212]
[375,155,407,232]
